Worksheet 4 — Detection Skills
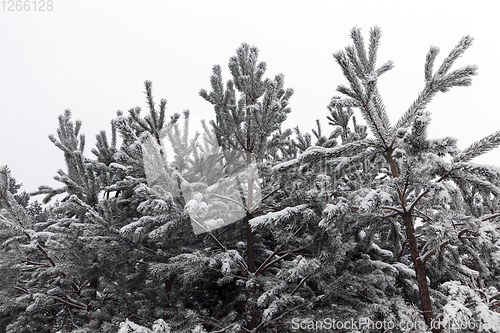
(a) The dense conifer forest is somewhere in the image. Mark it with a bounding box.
[2,27,500,333]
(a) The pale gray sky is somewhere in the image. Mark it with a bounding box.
[1,0,499,195]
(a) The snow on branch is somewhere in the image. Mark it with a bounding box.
[271,158,300,172]
[424,46,439,83]
[435,36,474,77]
[118,318,172,333]
[394,36,477,132]
[367,26,382,72]
[453,131,500,163]
[0,166,31,230]
[299,140,373,165]
[249,204,308,229]
[273,139,373,173]
[333,27,395,147]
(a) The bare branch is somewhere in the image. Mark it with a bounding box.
[408,189,430,213]
[422,229,471,264]
[381,206,404,214]
[291,273,313,296]
[255,246,281,276]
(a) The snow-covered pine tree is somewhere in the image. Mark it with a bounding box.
[5,30,500,333]
[0,82,190,332]
[199,43,294,330]
[136,44,340,332]
[0,111,132,331]
[162,43,385,332]
[269,98,399,329]
[275,27,500,332]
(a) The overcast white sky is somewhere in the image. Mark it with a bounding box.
[1,0,499,195]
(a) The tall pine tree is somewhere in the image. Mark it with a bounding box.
[275,26,500,332]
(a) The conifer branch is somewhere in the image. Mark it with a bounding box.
[425,47,440,83]
[333,52,365,102]
[254,303,307,332]
[250,186,280,212]
[0,168,47,235]
[36,244,57,268]
[381,206,404,214]
[350,27,369,71]
[13,286,29,294]
[482,213,500,222]
[24,261,51,268]
[395,36,477,132]
[436,36,474,77]
[453,131,500,163]
[290,272,313,296]
[299,139,373,164]
[333,28,394,147]
[257,252,292,273]
[408,189,430,213]
[189,216,217,242]
[397,240,408,262]
[367,26,381,72]
[51,296,88,311]
[375,60,394,77]
[382,212,400,219]
[422,229,471,264]
[257,248,305,273]
[255,246,281,276]
[212,194,247,211]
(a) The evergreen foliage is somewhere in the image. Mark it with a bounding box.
[1,28,500,333]
[275,26,500,332]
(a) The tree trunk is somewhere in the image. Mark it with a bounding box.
[402,213,439,332]
[246,151,255,273]
[245,150,257,330]
[387,150,440,333]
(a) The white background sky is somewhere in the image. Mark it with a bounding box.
[1,0,499,196]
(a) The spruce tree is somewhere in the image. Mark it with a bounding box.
[199,43,294,330]
[276,26,500,332]
[3,30,500,333]
[0,82,184,332]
